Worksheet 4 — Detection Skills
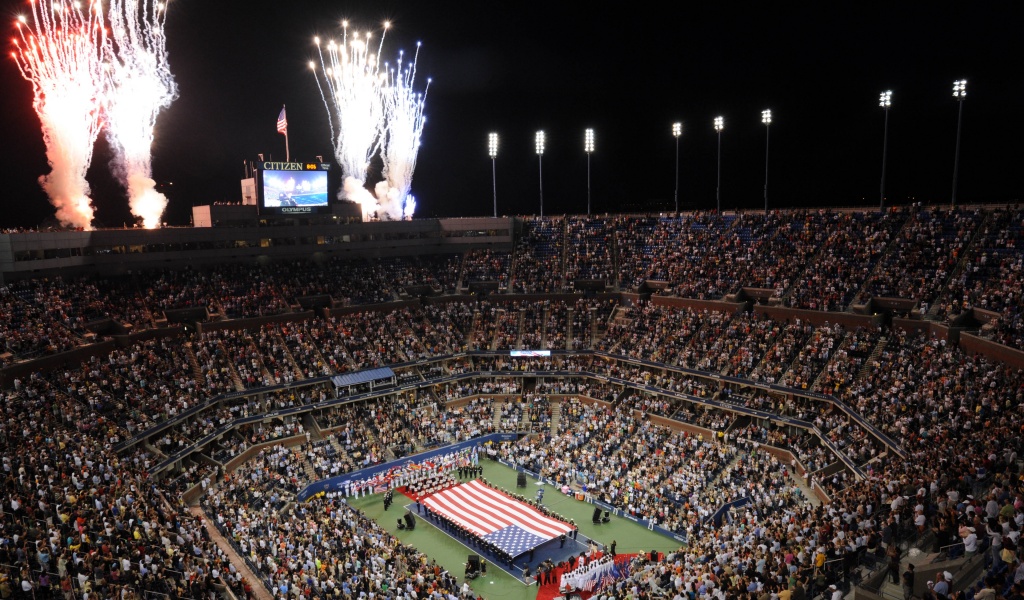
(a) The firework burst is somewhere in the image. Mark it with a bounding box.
[104,0,177,229]
[11,0,108,229]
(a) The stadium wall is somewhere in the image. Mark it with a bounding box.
[960,332,1024,370]
[645,413,716,440]
[222,433,308,475]
[753,305,885,329]
[198,310,317,334]
[0,325,185,386]
[329,300,421,317]
[0,218,514,279]
[0,339,114,387]
[650,295,747,314]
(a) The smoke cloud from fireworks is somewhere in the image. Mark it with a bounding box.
[343,176,379,217]
[105,0,177,229]
[312,22,428,221]
[11,1,107,229]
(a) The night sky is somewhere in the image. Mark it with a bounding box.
[1,1,1022,228]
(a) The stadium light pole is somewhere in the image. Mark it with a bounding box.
[488,133,499,218]
[584,128,595,216]
[879,91,892,209]
[714,116,724,213]
[761,109,771,214]
[535,130,546,217]
[951,79,966,208]
[672,122,682,214]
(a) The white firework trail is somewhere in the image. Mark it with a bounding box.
[11,0,107,229]
[311,21,389,220]
[104,0,177,229]
[377,43,429,220]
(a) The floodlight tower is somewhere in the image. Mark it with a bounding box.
[951,79,966,207]
[535,130,546,217]
[672,122,682,214]
[879,91,892,209]
[761,109,772,213]
[714,116,724,213]
[584,128,595,216]
[488,133,499,218]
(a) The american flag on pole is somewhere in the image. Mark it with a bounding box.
[276,106,288,135]
[423,480,573,557]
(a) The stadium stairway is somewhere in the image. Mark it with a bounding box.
[276,331,305,381]
[599,306,631,350]
[246,335,275,386]
[302,452,317,481]
[488,309,504,351]
[539,305,551,349]
[610,227,621,291]
[185,343,204,382]
[590,305,608,347]
[704,453,745,493]
[209,299,227,321]
[217,340,246,392]
[492,400,503,431]
[848,210,918,309]
[859,337,889,380]
[562,307,574,350]
[302,413,322,439]
[518,401,531,432]
[328,436,356,473]
[810,330,853,392]
[791,470,821,508]
[772,328,816,386]
[190,505,275,600]
[455,251,468,291]
[549,400,560,436]
[466,309,483,349]
[559,218,570,292]
[927,209,995,320]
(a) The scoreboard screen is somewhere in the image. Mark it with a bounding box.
[257,162,331,215]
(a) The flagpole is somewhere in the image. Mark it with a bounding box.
[283,104,290,163]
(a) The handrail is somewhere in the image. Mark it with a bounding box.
[935,541,966,562]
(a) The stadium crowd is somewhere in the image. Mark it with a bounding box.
[3,207,1024,598]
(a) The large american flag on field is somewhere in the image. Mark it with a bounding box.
[423,480,573,557]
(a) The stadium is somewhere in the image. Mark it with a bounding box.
[4,0,1023,598]
[1,206,1024,600]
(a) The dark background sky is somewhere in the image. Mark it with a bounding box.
[1,1,1022,228]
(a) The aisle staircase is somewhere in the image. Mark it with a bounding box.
[492,400,503,431]
[222,341,245,392]
[859,336,889,380]
[518,403,531,432]
[848,211,916,309]
[185,344,204,381]
[276,332,306,381]
[246,336,275,386]
[549,400,561,435]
